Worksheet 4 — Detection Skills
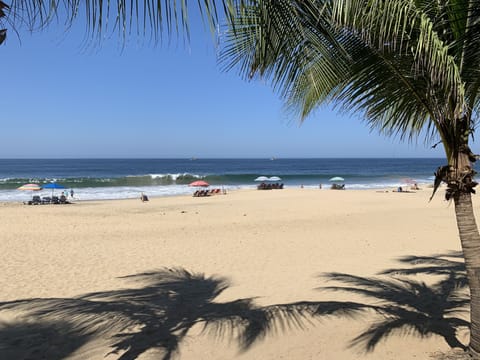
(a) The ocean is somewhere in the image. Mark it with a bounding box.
[0,158,447,202]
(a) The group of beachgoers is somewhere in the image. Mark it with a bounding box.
[394,183,420,192]
[257,182,284,190]
[24,189,75,205]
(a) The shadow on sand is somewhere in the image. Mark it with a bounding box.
[0,268,341,360]
[321,251,469,352]
[0,319,95,360]
[0,252,470,359]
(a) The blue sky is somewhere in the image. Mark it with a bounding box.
[1,9,446,158]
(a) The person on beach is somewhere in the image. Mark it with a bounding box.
[70,189,74,198]
[141,192,149,202]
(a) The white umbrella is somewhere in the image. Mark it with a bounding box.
[254,176,269,182]
[329,176,345,182]
[268,176,282,182]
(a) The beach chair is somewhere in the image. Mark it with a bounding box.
[32,195,42,205]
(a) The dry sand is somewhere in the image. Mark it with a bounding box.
[0,187,472,359]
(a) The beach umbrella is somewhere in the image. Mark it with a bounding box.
[268,176,282,182]
[42,182,66,196]
[329,177,345,182]
[254,176,269,182]
[18,183,42,204]
[17,183,42,191]
[189,180,210,187]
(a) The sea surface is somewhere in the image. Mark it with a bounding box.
[0,158,448,202]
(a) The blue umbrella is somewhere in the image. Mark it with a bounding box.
[43,182,65,196]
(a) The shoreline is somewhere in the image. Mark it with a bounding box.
[1,181,435,205]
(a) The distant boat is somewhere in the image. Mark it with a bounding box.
[190,157,197,161]
[270,157,276,161]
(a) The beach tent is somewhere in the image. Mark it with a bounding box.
[43,182,66,196]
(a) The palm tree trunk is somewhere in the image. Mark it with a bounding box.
[454,192,480,357]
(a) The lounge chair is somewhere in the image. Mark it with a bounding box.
[32,195,42,205]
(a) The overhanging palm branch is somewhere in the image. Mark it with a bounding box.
[0,1,7,44]
[220,0,480,158]
[3,0,246,45]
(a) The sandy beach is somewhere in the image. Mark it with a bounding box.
[0,187,471,359]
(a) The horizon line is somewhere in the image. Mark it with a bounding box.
[0,157,446,160]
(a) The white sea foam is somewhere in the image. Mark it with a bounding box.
[149,173,202,180]
[0,178,434,202]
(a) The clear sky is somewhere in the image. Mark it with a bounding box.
[1,8,447,159]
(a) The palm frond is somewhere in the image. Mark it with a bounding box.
[5,0,237,44]
[220,0,480,150]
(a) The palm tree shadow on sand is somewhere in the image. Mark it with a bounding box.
[0,268,361,360]
[0,319,95,360]
[321,251,470,353]
[0,252,471,359]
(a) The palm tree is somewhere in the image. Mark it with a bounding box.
[219,0,480,357]
[4,0,480,357]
